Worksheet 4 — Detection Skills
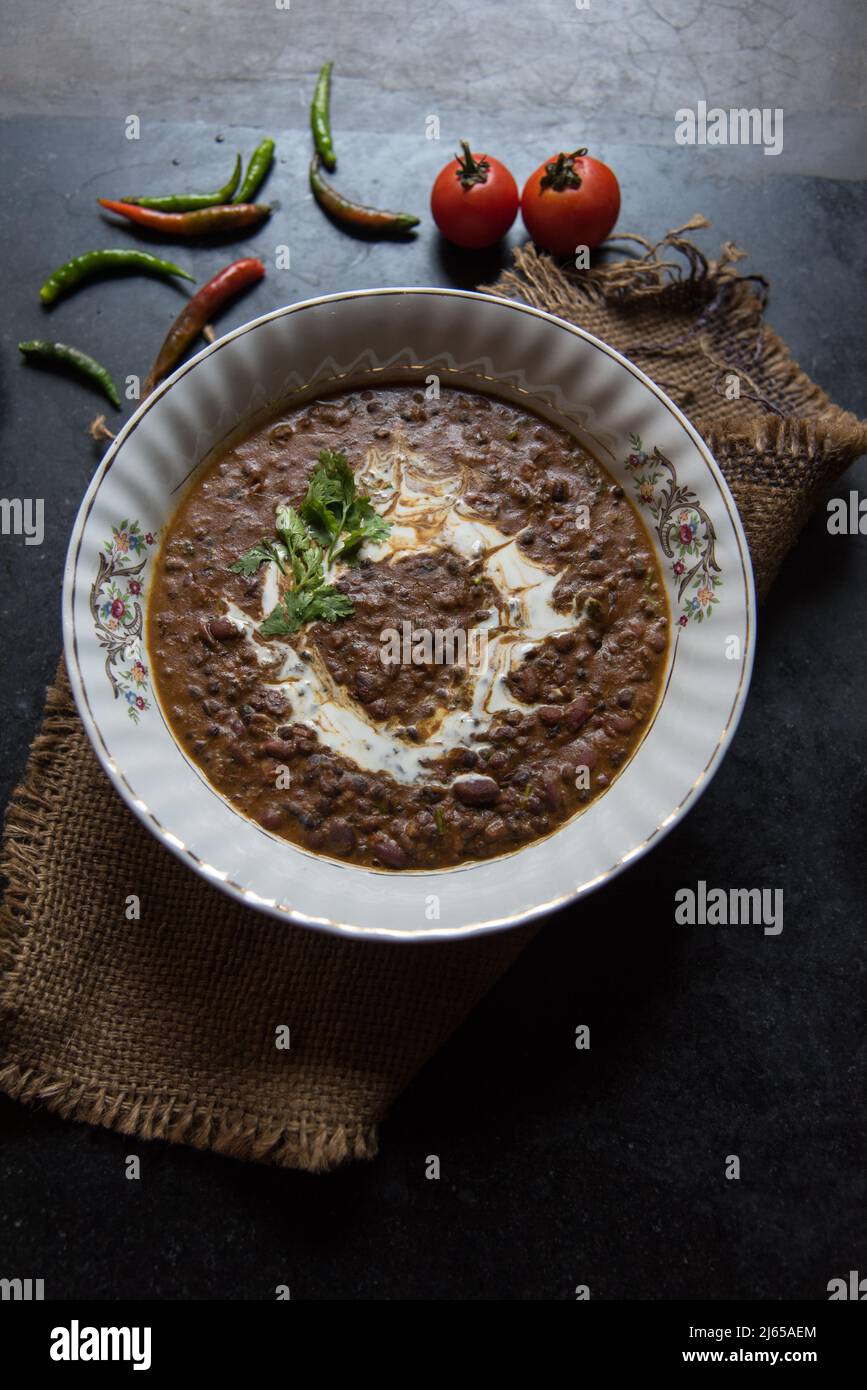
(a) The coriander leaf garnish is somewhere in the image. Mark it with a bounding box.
[301,448,391,563]
[276,503,315,560]
[336,498,391,561]
[300,448,356,551]
[230,538,288,577]
[276,503,324,588]
[230,447,390,638]
[259,585,354,637]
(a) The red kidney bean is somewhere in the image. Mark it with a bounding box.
[564,696,592,730]
[515,666,539,700]
[262,739,294,759]
[355,670,384,701]
[371,833,408,868]
[256,689,290,717]
[542,773,562,810]
[607,714,636,735]
[571,739,599,770]
[484,817,507,841]
[209,616,244,641]
[290,723,316,741]
[452,775,500,806]
[326,820,357,854]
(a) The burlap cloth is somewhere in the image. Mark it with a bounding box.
[2,217,865,1171]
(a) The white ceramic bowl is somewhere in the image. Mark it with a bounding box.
[63,288,755,940]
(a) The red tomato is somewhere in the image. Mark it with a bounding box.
[521,148,620,256]
[431,141,519,249]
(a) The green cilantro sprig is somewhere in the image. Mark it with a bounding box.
[301,448,391,562]
[230,449,390,637]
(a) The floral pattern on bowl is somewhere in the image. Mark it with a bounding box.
[625,433,722,625]
[90,520,156,723]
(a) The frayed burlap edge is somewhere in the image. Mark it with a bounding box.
[0,659,377,1173]
[0,663,75,978]
[0,1060,377,1170]
[484,215,867,444]
[484,218,867,597]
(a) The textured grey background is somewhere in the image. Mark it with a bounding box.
[0,0,865,1300]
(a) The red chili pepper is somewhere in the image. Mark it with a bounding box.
[144,257,265,393]
[98,198,271,236]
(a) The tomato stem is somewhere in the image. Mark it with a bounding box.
[455,140,490,189]
[539,148,589,192]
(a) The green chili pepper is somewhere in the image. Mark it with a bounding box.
[19,339,121,408]
[309,156,419,234]
[311,61,337,171]
[233,139,275,203]
[39,249,195,305]
[123,153,242,211]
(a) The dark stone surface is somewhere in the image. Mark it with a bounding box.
[0,1,865,1301]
